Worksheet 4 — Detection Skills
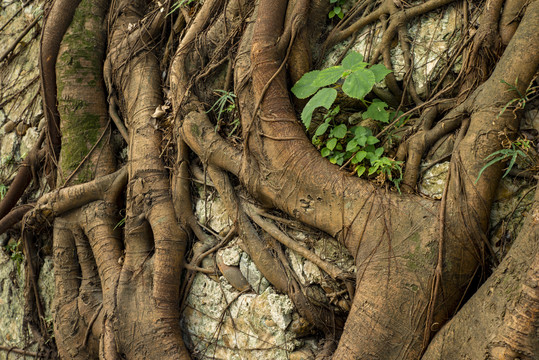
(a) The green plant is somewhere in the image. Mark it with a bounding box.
[0,184,7,199]
[1,155,14,166]
[497,77,538,117]
[292,51,403,190]
[168,0,197,15]
[329,0,347,19]
[207,90,238,136]
[475,137,533,183]
[475,77,538,183]
[114,209,126,230]
[5,239,24,273]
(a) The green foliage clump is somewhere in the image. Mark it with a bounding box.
[476,137,534,183]
[208,90,240,138]
[329,0,347,19]
[5,239,24,273]
[476,78,538,182]
[291,51,403,189]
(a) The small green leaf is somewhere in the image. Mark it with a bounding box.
[503,153,518,178]
[333,6,341,14]
[328,9,336,18]
[368,166,379,175]
[354,151,367,163]
[326,138,338,150]
[374,147,384,157]
[346,139,358,152]
[352,126,370,137]
[315,122,330,137]
[369,64,392,82]
[363,100,390,122]
[321,147,332,157]
[300,88,337,128]
[331,124,347,139]
[292,71,323,99]
[338,11,344,19]
[342,52,364,70]
[367,136,379,145]
[356,165,366,177]
[342,69,376,99]
[354,136,365,147]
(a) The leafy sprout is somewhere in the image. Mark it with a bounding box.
[292,51,402,190]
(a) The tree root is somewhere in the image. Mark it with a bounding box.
[396,103,466,191]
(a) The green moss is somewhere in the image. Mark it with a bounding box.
[55,0,106,183]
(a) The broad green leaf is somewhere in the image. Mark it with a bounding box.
[326,138,338,150]
[342,52,364,70]
[366,136,379,145]
[355,135,367,147]
[352,126,370,137]
[363,100,390,122]
[369,64,392,82]
[356,165,366,177]
[333,6,341,14]
[374,147,384,157]
[338,11,344,19]
[300,88,337,128]
[328,9,336,18]
[342,69,375,99]
[313,66,345,88]
[346,139,358,152]
[331,124,347,139]
[354,151,367,163]
[321,147,331,157]
[368,166,379,175]
[292,71,323,99]
[315,122,330,137]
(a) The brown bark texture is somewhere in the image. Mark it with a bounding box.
[0,0,538,359]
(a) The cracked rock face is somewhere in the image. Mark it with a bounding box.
[324,5,462,98]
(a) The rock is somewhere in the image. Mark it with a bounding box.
[37,117,47,132]
[303,260,323,285]
[265,288,294,330]
[324,5,462,98]
[20,127,39,158]
[418,162,449,199]
[38,257,55,321]
[0,132,19,161]
[195,189,232,234]
[239,252,270,294]
[218,245,242,266]
[182,273,298,360]
[0,247,27,348]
